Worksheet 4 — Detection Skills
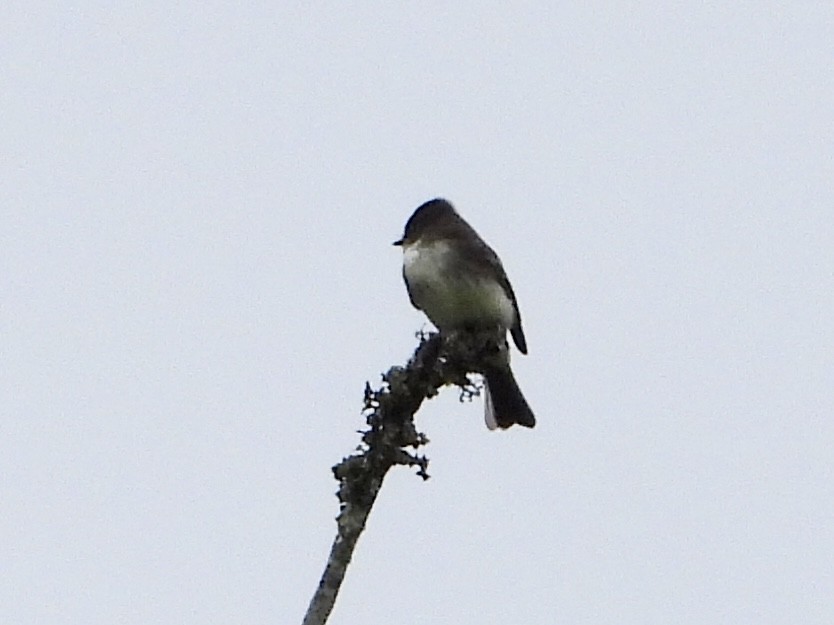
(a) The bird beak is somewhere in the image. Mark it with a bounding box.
[392,238,404,246]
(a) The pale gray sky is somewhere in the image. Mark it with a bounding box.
[2,3,833,624]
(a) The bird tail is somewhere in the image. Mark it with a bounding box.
[483,365,535,430]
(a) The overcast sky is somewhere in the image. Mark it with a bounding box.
[3,3,833,624]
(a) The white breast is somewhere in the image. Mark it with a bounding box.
[402,240,515,330]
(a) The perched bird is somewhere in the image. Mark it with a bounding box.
[394,198,535,429]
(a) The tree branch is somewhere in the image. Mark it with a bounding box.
[301,330,506,625]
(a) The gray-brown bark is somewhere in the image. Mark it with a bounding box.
[301,330,508,625]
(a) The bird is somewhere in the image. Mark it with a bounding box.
[394,198,535,429]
